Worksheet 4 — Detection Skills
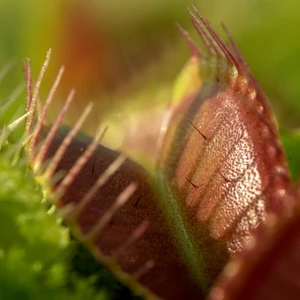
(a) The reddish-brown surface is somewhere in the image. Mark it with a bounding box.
[40,128,204,300]
[208,197,300,300]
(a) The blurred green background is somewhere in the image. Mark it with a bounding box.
[1,0,300,128]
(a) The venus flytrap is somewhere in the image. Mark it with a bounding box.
[2,6,300,300]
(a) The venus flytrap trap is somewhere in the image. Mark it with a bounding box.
[2,6,300,300]
[24,61,195,298]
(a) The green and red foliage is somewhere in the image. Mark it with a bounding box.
[1,5,300,300]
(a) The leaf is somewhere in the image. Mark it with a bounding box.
[23,53,205,299]
[157,6,292,289]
